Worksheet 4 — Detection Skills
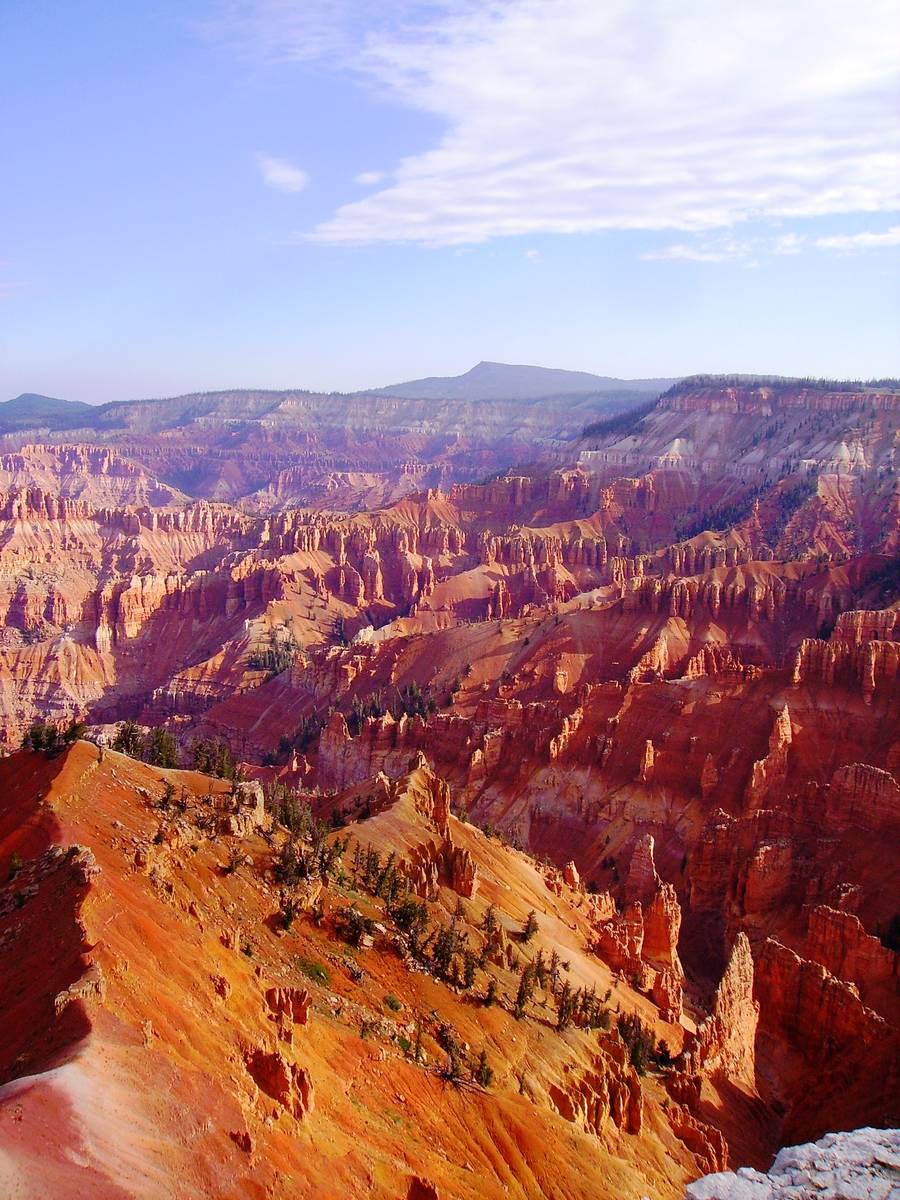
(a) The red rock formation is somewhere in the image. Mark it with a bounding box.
[745,706,793,808]
[548,1033,643,1138]
[804,905,899,1024]
[666,1104,729,1176]
[686,933,758,1084]
[754,937,900,1142]
[825,762,900,830]
[265,986,312,1026]
[244,1048,314,1119]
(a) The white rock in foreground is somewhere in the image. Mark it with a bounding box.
[685,1128,900,1200]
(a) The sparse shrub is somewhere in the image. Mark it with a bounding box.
[223,845,244,875]
[298,956,330,986]
[474,1048,493,1088]
[384,993,402,1013]
[522,909,538,943]
[336,904,375,948]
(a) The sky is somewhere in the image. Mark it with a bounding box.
[2,0,899,403]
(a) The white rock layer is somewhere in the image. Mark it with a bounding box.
[685,1128,900,1200]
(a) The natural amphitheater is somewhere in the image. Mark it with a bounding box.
[0,370,896,1198]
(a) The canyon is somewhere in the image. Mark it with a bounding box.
[0,374,896,1199]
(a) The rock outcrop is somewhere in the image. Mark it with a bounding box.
[244,1048,314,1119]
[685,1127,900,1200]
[686,933,758,1083]
[548,1033,643,1138]
[753,939,899,1142]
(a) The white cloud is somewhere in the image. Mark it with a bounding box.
[227,1,900,246]
[815,225,900,251]
[642,238,754,264]
[256,152,309,193]
[355,170,385,185]
[774,233,805,255]
[524,248,539,260]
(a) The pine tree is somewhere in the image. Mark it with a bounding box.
[112,720,142,758]
[443,1041,463,1083]
[534,948,547,988]
[144,726,178,768]
[522,909,538,943]
[549,947,560,992]
[514,964,535,1020]
[556,979,576,1030]
[474,1048,493,1088]
[462,948,477,991]
[375,850,397,898]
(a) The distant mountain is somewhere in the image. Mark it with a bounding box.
[0,393,94,432]
[372,361,676,402]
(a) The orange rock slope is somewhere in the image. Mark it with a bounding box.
[0,377,897,1196]
[0,743,736,1200]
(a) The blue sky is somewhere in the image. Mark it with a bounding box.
[2,0,899,403]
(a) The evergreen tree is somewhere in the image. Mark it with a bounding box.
[514,964,535,1020]
[556,979,576,1030]
[112,719,143,758]
[462,948,477,991]
[144,725,178,768]
[474,1048,493,1088]
[534,947,547,988]
[549,947,560,992]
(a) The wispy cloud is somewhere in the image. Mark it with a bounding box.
[774,233,804,255]
[355,170,385,186]
[256,152,309,193]
[642,238,754,264]
[223,1,900,247]
[816,225,900,251]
